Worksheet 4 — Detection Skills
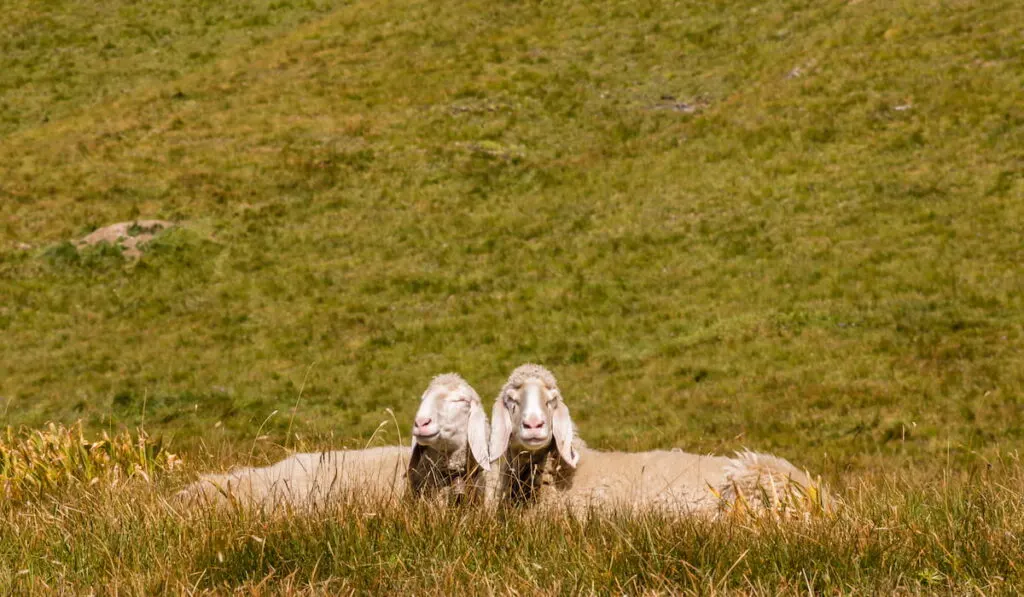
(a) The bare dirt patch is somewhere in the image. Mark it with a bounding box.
[76,220,175,258]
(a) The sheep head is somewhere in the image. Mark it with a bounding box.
[410,373,490,472]
[489,364,579,468]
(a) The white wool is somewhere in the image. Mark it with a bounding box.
[178,446,410,510]
[533,447,826,516]
[180,374,489,510]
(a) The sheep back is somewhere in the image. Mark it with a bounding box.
[178,446,409,510]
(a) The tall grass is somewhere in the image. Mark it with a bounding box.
[0,424,1022,594]
[0,422,180,502]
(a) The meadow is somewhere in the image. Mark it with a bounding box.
[1,0,1022,592]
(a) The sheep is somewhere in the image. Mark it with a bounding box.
[487,364,581,506]
[406,372,490,503]
[717,449,832,517]
[176,446,409,510]
[179,373,490,510]
[547,447,828,517]
[486,364,827,516]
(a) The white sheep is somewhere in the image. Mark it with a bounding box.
[487,363,581,506]
[177,446,409,509]
[548,446,827,516]
[407,372,490,503]
[718,449,830,516]
[487,364,827,515]
[179,373,490,509]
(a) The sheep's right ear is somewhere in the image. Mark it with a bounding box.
[488,398,511,464]
[408,436,424,475]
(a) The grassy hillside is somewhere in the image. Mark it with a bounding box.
[2,0,1023,472]
[2,0,1024,592]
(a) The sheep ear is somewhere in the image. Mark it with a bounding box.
[408,437,424,475]
[407,438,430,496]
[488,399,511,464]
[467,401,491,472]
[552,401,579,468]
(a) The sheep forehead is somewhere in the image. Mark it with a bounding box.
[504,364,558,391]
[520,382,550,416]
[425,373,480,403]
[417,387,447,412]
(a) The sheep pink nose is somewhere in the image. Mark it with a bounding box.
[415,417,432,429]
[522,417,545,430]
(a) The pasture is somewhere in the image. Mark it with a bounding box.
[1,0,1022,592]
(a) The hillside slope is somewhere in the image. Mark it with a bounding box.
[1,0,1022,474]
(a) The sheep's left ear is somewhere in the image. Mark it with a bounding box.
[467,401,491,472]
[552,399,579,468]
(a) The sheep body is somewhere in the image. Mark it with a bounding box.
[536,447,729,514]
[179,446,409,509]
[183,445,825,515]
[719,449,830,514]
[180,373,490,510]
[535,447,825,516]
[485,365,827,516]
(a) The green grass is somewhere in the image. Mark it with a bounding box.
[1,436,1023,594]
[1,0,1023,590]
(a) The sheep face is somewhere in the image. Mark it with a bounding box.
[490,365,579,468]
[411,375,490,472]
